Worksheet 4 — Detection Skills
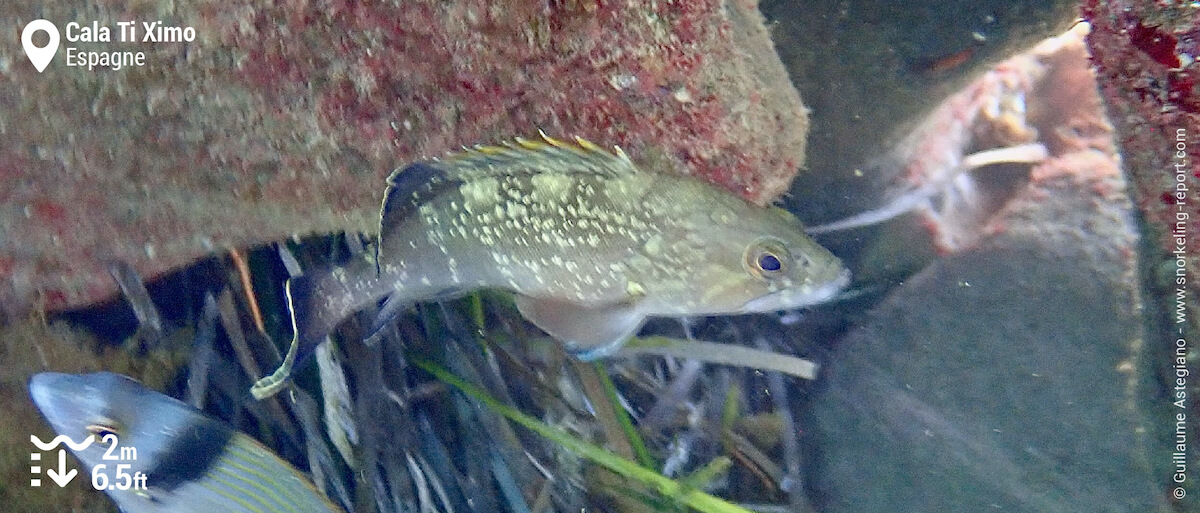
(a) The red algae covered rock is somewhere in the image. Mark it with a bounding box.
[0,0,808,319]
[1084,1,1200,354]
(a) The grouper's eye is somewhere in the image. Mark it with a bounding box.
[759,253,781,272]
[745,239,790,279]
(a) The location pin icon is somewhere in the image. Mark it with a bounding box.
[22,20,60,73]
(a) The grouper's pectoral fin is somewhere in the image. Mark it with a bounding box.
[514,296,645,360]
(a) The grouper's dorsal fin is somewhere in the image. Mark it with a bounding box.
[441,132,637,180]
[378,133,637,243]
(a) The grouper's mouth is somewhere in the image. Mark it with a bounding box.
[742,267,851,312]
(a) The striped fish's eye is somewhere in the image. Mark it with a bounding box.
[86,423,122,445]
[745,239,790,280]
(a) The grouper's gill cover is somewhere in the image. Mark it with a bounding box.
[29,372,341,513]
[252,135,848,399]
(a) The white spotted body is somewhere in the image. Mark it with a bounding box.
[283,135,848,365]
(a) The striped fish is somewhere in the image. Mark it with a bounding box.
[29,372,341,513]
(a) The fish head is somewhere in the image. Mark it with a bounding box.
[31,372,135,470]
[31,371,339,512]
[29,372,219,476]
[673,204,849,315]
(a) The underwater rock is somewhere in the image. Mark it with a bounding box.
[1083,0,1200,420]
[0,0,807,320]
[764,0,1078,225]
[1085,1,1200,251]
[805,127,1167,510]
[806,25,1117,284]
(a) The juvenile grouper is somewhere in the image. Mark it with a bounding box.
[254,134,848,398]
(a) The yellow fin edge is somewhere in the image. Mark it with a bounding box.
[441,132,629,165]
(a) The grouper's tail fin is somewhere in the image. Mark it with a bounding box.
[251,276,318,399]
[252,257,383,399]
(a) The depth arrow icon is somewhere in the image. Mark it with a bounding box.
[46,450,77,487]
